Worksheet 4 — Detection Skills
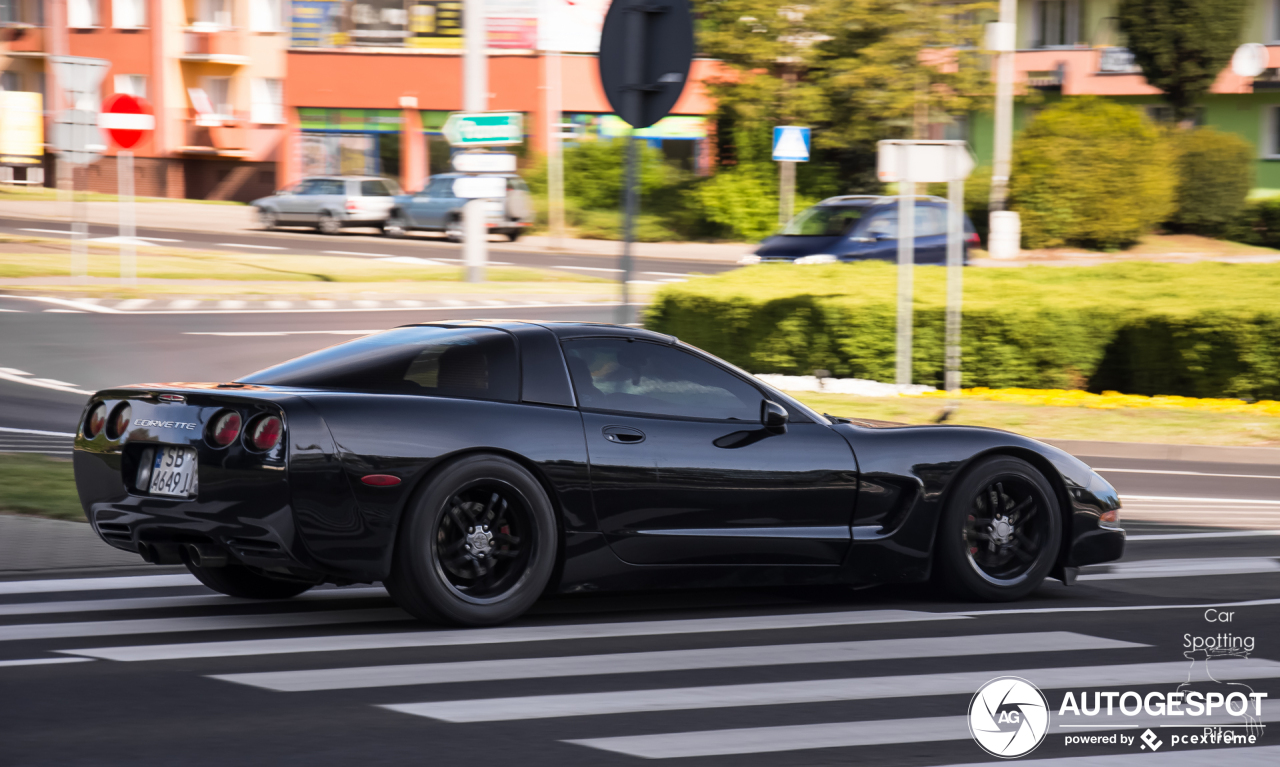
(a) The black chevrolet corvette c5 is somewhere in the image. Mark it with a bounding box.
[74,320,1124,626]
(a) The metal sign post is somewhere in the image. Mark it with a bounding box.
[598,0,694,324]
[49,56,110,279]
[772,127,810,226]
[877,140,975,390]
[462,0,489,283]
[100,94,155,286]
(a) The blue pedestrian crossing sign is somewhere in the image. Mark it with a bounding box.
[772,126,811,162]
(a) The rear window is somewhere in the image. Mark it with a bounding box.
[361,180,393,197]
[782,205,863,236]
[240,326,519,402]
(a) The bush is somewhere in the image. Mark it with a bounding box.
[646,261,1280,398]
[1011,98,1174,250]
[1168,128,1254,236]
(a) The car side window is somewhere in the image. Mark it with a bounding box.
[312,180,343,196]
[562,339,762,421]
[240,326,519,402]
[916,206,946,237]
[427,177,454,198]
[361,180,392,197]
[294,180,320,195]
[864,212,897,239]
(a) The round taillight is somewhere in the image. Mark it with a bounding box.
[207,410,242,448]
[84,403,107,439]
[107,403,132,440]
[246,415,282,452]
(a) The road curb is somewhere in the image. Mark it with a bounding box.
[1045,439,1280,465]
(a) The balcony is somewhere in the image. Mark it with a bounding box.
[1,24,44,54]
[180,117,251,157]
[180,27,249,65]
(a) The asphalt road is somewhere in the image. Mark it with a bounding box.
[0,214,739,278]
[2,531,1280,767]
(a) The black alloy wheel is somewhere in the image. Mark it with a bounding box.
[317,211,342,235]
[506,229,522,242]
[386,454,557,625]
[936,456,1061,601]
[444,216,463,243]
[384,213,408,238]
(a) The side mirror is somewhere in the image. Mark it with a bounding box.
[762,400,788,434]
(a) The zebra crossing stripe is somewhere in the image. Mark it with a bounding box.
[0,608,408,643]
[1081,557,1280,581]
[59,609,966,662]
[380,658,1280,723]
[0,586,388,617]
[211,632,1144,692]
[567,710,1280,759]
[0,574,201,596]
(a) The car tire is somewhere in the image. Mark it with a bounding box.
[444,216,463,243]
[183,557,314,600]
[386,454,558,626]
[316,211,342,235]
[934,456,1062,602]
[384,213,408,239]
[259,209,279,231]
[506,229,522,242]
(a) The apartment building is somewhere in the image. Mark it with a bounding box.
[968,0,1280,191]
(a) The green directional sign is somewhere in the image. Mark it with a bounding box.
[441,112,524,147]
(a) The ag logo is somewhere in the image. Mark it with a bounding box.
[969,677,1050,758]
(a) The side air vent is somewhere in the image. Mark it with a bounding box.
[227,538,285,557]
[97,522,133,543]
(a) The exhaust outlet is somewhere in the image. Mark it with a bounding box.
[184,543,229,568]
[136,542,157,564]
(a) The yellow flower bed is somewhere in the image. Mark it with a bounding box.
[912,388,1280,417]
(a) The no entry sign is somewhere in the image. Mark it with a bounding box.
[98,94,154,150]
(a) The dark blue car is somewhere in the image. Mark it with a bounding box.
[744,195,979,264]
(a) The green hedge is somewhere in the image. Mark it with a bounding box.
[645,262,1280,398]
[1169,128,1254,236]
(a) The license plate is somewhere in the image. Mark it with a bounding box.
[149,447,199,497]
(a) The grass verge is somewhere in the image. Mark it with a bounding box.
[0,250,607,283]
[790,392,1280,447]
[0,187,244,205]
[0,454,84,522]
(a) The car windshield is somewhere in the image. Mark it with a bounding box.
[782,205,863,236]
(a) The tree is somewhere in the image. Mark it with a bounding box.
[694,0,994,237]
[1117,0,1248,122]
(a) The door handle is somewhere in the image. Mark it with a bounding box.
[602,425,646,444]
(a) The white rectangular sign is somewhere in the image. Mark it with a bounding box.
[452,152,518,173]
[452,176,508,199]
[876,140,974,184]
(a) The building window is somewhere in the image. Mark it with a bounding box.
[0,71,19,92]
[0,0,15,24]
[114,74,147,99]
[201,76,233,119]
[196,0,232,28]
[112,0,146,27]
[68,0,100,27]
[1264,106,1280,159]
[1146,104,1205,127]
[1033,0,1080,48]
[249,0,282,31]
[250,78,284,124]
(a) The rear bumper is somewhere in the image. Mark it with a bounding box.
[76,450,320,576]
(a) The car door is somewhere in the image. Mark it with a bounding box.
[418,176,455,229]
[913,205,948,264]
[856,210,899,262]
[563,337,859,566]
[276,179,318,220]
